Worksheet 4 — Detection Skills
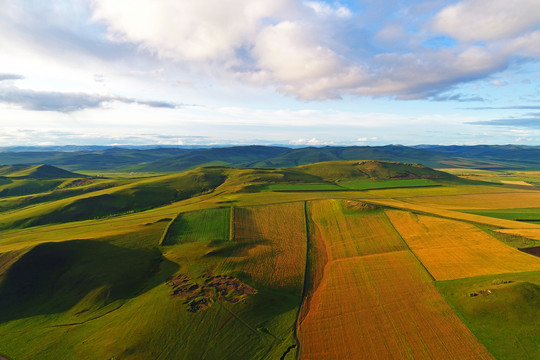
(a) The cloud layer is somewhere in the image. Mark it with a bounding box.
[86,0,540,100]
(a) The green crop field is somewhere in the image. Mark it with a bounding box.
[462,207,540,224]
[0,160,538,359]
[161,207,230,245]
[338,178,437,189]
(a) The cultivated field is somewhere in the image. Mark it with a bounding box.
[1,160,539,359]
[221,202,307,293]
[308,199,407,259]
[298,251,493,359]
[386,210,540,280]
[298,200,493,359]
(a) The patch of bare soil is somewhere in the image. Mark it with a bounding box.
[166,274,256,312]
[469,289,492,297]
[520,246,540,257]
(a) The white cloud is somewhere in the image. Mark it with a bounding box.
[304,2,352,18]
[491,80,508,87]
[289,138,330,145]
[433,0,540,42]
[90,0,292,62]
[250,21,366,99]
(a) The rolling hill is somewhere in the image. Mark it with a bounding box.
[0,160,539,359]
[5,144,540,172]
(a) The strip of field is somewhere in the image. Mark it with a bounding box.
[221,202,307,293]
[298,251,493,360]
[495,228,540,241]
[386,210,540,280]
[400,191,540,210]
[265,183,343,191]
[364,198,540,229]
[338,178,436,189]
[161,208,229,245]
[461,207,540,224]
[308,199,407,260]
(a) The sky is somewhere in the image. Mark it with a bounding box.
[1,0,540,147]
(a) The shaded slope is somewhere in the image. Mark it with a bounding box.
[0,164,83,179]
[1,167,226,229]
[134,145,290,172]
[0,240,176,321]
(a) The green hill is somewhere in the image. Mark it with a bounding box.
[0,164,83,179]
[294,160,455,182]
[133,145,290,172]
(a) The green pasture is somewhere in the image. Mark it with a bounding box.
[437,271,540,360]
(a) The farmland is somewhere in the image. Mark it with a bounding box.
[0,159,538,359]
[386,210,540,280]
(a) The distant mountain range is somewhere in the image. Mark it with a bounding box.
[2,144,540,171]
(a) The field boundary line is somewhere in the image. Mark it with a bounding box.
[158,213,180,246]
[229,205,235,241]
[219,303,263,338]
[293,200,312,360]
[383,211,436,281]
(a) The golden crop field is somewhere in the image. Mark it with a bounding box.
[364,198,540,229]
[400,191,540,210]
[308,199,407,260]
[221,202,307,292]
[495,228,540,241]
[386,210,540,280]
[297,251,493,360]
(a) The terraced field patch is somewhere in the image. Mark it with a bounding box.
[386,210,540,280]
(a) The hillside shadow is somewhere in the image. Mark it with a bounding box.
[0,240,178,322]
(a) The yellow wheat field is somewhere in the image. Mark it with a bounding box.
[297,251,493,360]
[364,198,540,229]
[400,191,540,210]
[222,202,307,292]
[495,228,540,241]
[386,210,540,280]
[309,199,407,260]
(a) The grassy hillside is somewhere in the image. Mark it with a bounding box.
[0,160,539,359]
[132,145,290,172]
[294,160,456,182]
[0,164,83,178]
[0,167,226,230]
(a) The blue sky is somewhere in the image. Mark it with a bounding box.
[1,0,540,146]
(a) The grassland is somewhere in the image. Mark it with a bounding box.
[161,207,230,245]
[437,272,540,360]
[1,160,540,359]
